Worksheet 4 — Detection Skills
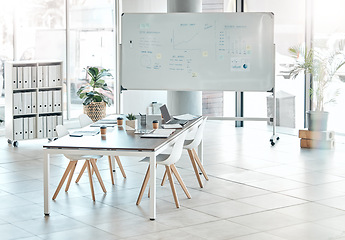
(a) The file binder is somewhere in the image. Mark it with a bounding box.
[38,91,43,113]
[56,65,62,86]
[47,91,53,112]
[31,66,37,88]
[13,93,21,115]
[37,116,44,138]
[28,117,35,139]
[57,115,63,126]
[13,118,23,140]
[42,91,48,112]
[53,115,58,137]
[25,92,32,114]
[43,116,47,138]
[23,67,31,88]
[47,115,53,138]
[42,66,49,87]
[21,92,27,114]
[23,117,29,140]
[48,65,56,87]
[53,90,62,112]
[17,67,23,89]
[12,67,17,89]
[38,66,43,87]
[31,92,37,113]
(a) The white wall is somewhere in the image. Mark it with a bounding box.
[120,0,168,114]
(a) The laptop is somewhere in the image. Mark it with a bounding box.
[160,104,188,125]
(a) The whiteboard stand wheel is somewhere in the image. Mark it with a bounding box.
[13,141,18,147]
[7,139,12,145]
[270,134,279,146]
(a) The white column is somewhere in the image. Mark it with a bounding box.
[167,0,202,116]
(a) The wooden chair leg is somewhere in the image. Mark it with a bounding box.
[65,161,78,192]
[171,164,191,199]
[115,156,127,178]
[192,149,209,181]
[52,161,74,200]
[136,165,150,205]
[187,149,203,188]
[91,159,97,175]
[90,159,107,193]
[166,165,179,208]
[108,156,115,185]
[86,160,95,201]
[161,169,167,186]
[75,160,87,183]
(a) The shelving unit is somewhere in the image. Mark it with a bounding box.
[5,60,63,147]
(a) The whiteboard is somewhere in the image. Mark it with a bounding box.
[121,12,274,91]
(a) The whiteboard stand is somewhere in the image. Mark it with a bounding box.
[209,88,280,146]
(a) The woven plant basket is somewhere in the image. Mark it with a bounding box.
[83,102,106,122]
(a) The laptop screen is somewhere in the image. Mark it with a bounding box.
[160,104,172,123]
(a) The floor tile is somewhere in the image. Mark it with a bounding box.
[268,222,343,240]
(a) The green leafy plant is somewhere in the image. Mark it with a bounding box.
[126,113,137,120]
[77,67,113,106]
[288,41,345,111]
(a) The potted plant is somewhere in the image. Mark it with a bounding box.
[77,67,113,122]
[126,113,137,130]
[288,42,345,131]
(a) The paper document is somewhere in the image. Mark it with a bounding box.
[162,124,182,129]
[71,130,100,136]
[141,129,175,138]
[135,129,153,134]
[173,114,198,121]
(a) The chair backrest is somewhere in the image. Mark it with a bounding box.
[161,130,188,166]
[56,125,69,138]
[79,114,93,127]
[184,117,207,149]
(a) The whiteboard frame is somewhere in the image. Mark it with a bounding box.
[120,12,275,92]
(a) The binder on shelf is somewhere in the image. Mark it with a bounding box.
[42,116,47,138]
[25,92,32,114]
[37,116,44,138]
[48,65,56,87]
[12,67,17,89]
[21,92,27,114]
[53,115,58,137]
[13,118,23,140]
[42,66,49,87]
[17,67,23,89]
[47,115,53,138]
[56,65,62,86]
[42,91,48,113]
[47,91,53,112]
[28,117,35,139]
[23,117,29,140]
[23,67,31,88]
[57,115,63,126]
[13,93,21,115]
[53,90,62,112]
[31,66,37,88]
[31,92,37,113]
[38,66,43,87]
[38,91,43,113]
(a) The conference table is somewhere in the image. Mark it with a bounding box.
[43,116,203,220]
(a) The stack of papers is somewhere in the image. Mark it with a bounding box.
[70,129,100,136]
[162,124,182,129]
[141,129,175,138]
[173,114,198,121]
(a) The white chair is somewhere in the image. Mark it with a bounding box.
[52,125,106,201]
[136,131,190,208]
[161,117,209,188]
[78,114,127,185]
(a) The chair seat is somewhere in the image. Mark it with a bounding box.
[183,140,193,149]
[140,154,170,165]
[65,154,103,161]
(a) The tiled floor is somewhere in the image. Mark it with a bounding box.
[1,121,345,239]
